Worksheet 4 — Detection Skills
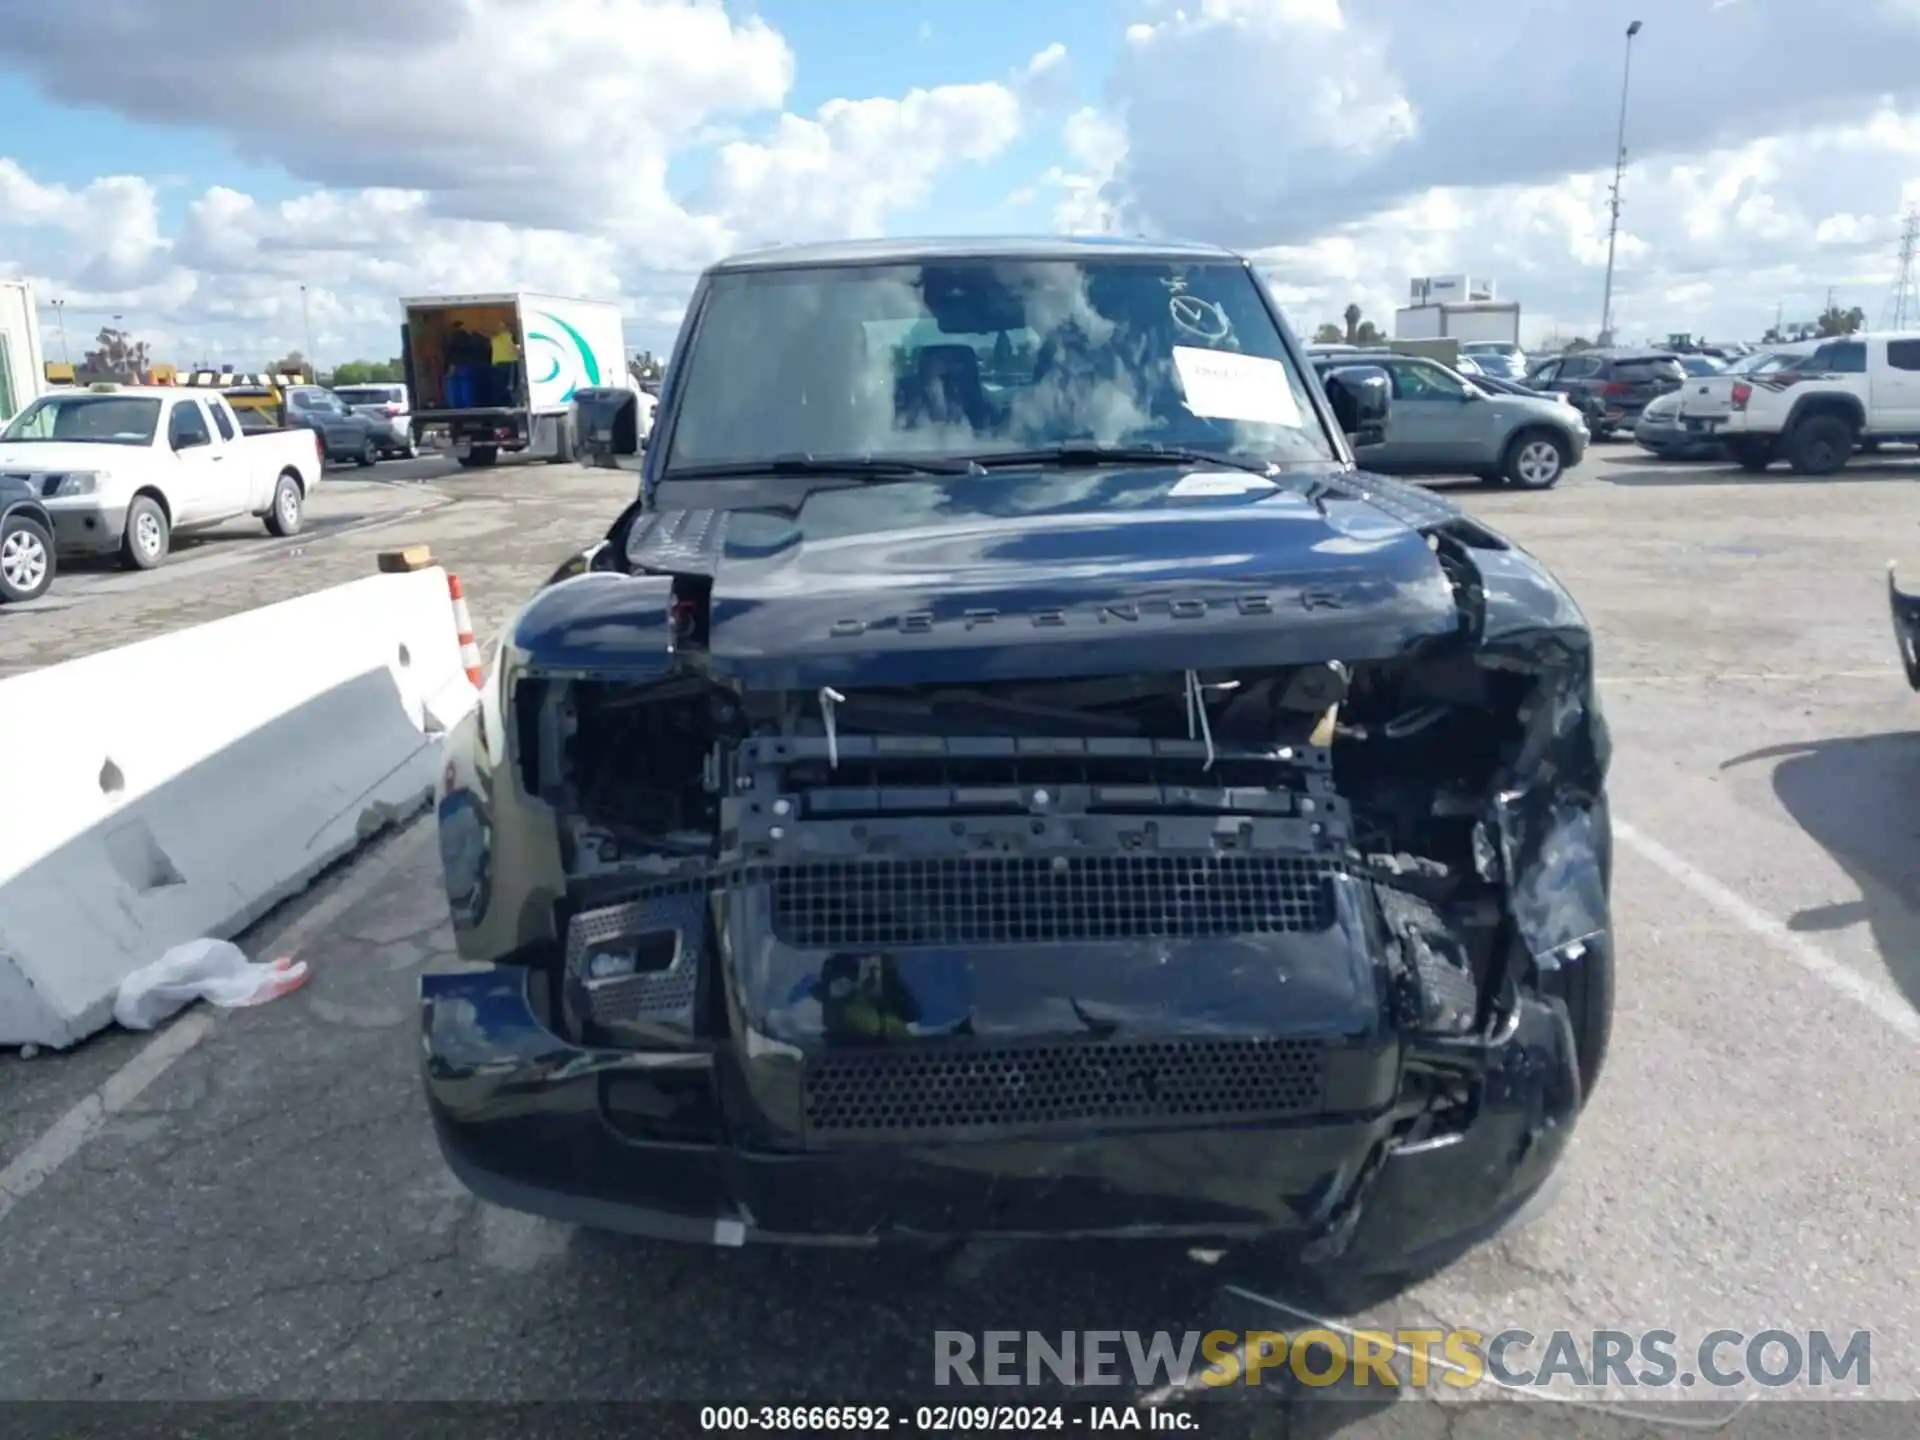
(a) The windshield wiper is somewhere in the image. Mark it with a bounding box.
[956,443,1278,477]
[665,453,983,480]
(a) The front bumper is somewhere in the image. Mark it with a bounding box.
[420,963,1582,1270]
[1892,565,1920,691]
[1634,419,1718,457]
[44,501,127,556]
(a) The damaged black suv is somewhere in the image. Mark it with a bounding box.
[423,237,1613,1279]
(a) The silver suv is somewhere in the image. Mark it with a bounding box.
[1315,353,1589,489]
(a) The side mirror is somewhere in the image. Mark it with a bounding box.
[570,387,642,469]
[545,539,611,588]
[1323,365,1390,447]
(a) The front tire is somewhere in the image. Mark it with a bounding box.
[1786,414,1854,475]
[1503,429,1570,489]
[265,472,304,537]
[0,513,55,602]
[119,495,170,570]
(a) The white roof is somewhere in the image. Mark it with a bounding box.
[62,384,186,400]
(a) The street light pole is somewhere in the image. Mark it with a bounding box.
[1598,19,1643,347]
[51,299,68,364]
[300,284,315,380]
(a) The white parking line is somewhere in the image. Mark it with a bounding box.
[1614,819,1920,1042]
[0,819,434,1228]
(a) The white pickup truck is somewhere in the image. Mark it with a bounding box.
[0,383,324,569]
[1679,333,1920,474]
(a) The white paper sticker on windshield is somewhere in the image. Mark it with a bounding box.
[1167,472,1277,498]
[1172,346,1303,428]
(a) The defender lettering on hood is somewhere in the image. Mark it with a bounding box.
[827,589,1346,638]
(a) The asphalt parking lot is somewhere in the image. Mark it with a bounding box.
[3,441,1919,1433]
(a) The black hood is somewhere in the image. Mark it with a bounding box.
[522,466,1464,689]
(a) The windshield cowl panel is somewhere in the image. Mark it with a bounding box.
[660,258,1337,482]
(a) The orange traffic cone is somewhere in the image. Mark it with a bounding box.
[448,574,484,686]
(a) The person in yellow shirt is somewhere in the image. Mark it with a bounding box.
[490,324,520,405]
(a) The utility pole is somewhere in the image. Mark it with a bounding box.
[300,284,315,380]
[1598,19,1643,348]
[1886,209,1920,331]
[50,298,68,364]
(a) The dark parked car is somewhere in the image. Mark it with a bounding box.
[0,472,55,603]
[422,236,1613,1281]
[1524,349,1687,439]
[283,385,382,466]
[1894,565,1920,691]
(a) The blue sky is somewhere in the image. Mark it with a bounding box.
[2,1,1113,246]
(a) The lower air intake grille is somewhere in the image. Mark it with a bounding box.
[803,1037,1327,1135]
[765,855,1335,948]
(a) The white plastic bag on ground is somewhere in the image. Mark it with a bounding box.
[113,938,311,1031]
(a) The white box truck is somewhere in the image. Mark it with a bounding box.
[1393,301,1521,346]
[399,292,631,468]
[0,281,48,423]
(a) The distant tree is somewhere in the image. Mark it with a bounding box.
[1815,305,1866,338]
[628,349,664,383]
[330,358,404,385]
[1311,322,1345,344]
[1342,303,1363,344]
[1562,336,1594,352]
[268,350,313,380]
[81,327,151,380]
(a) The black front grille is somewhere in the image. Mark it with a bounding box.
[765,855,1335,948]
[803,1037,1327,1134]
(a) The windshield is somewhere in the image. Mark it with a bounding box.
[1,394,163,445]
[336,387,398,406]
[663,258,1337,473]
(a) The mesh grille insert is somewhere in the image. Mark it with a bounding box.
[765,856,1335,948]
[803,1037,1327,1134]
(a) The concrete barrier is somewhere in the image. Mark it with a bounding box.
[0,567,480,1049]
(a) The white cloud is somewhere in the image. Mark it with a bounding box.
[10,0,1920,368]
[1035,0,1920,343]
[708,80,1025,244]
[0,0,794,238]
[0,8,1052,365]
[1098,0,1920,249]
